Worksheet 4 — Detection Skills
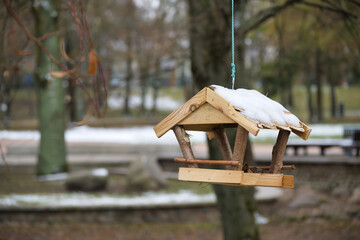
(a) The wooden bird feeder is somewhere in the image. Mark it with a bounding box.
[154,86,311,188]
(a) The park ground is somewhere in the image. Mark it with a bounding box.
[1,86,360,239]
[1,142,359,240]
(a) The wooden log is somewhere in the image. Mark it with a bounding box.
[174,158,239,166]
[214,127,232,170]
[173,125,197,168]
[232,125,248,170]
[270,130,290,173]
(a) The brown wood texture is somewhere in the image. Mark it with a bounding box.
[282,175,294,188]
[178,167,243,184]
[270,130,290,173]
[214,127,233,170]
[174,158,239,166]
[291,122,312,140]
[178,167,294,188]
[179,103,236,125]
[232,125,248,170]
[253,165,295,171]
[173,126,197,168]
[154,88,207,138]
[183,123,238,132]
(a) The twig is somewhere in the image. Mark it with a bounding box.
[0,143,10,173]
[3,0,105,119]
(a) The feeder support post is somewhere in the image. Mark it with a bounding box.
[214,126,233,170]
[270,130,290,173]
[173,125,198,168]
[232,125,249,170]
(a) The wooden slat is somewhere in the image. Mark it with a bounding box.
[232,125,248,170]
[178,167,242,184]
[179,103,236,125]
[291,122,312,140]
[282,175,294,188]
[270,130,290,173]
[154,88,207,138]
[206,88,259,136]
[241,173,283,187]
[178,167,294,188]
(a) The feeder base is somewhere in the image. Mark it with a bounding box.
[178,167,294,188]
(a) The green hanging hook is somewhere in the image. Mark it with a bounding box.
[231,0,235,89]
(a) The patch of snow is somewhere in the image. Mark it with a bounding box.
[0,190,215,208]
[254,212,269,225]
[108,94,182,111]
[38,172,68,181]
[212,85,301,128]
[255,187,283,201]
[0,187,282,209]
[92,168,108,177]
[0,126,206,145]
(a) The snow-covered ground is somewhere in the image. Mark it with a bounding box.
[0,187,281,209]
[108,94,182,111]
[0,124,357,144]
[0,190,215,208]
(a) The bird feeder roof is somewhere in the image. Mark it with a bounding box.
[154,86,311,140]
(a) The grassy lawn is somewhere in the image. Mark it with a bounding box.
[0,169,213,196]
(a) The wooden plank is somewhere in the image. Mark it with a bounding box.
[241,173,283,187]
[282,175,294,188]
[206,88,259,136]
[270,130,290,174]
[178,167,242,184]
[154,87,207,138]
[179,103,236,125]
[291,122,312,140]
[178,168,294,188]
[214,127,233,170]
[173,126,197,168]
[232,125,248,170]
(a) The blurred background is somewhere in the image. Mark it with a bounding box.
[0,0,359,240]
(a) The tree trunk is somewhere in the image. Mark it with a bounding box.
[315,47,323,122]
[327,60,337,118]
[151,58,161,115]
[304,63,314,122]
[330,82,336,118]
[123,32,132,116]
[33,0,68,175]
[188,1,259,239]
[139,71,147,115]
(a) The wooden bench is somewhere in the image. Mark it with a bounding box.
[286,129,360,157]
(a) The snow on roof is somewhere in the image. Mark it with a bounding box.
[211,85,301,129]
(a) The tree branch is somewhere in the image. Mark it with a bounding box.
[240,0,302,37]
[2,0,105,119]
[301,0,358,20]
